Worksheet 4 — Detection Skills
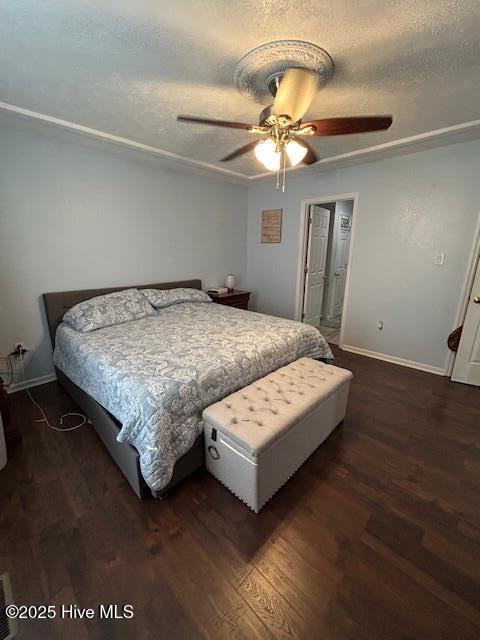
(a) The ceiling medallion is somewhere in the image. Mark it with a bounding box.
[234,40,334,102]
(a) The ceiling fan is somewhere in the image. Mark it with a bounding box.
[177,66,392,188]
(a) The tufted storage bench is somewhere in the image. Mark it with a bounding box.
[202,357,353,512]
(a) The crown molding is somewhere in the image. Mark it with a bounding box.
[0,101,251,185]
[248,118,480,181]
[1,101,479,184]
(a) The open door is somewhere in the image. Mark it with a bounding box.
[324,205,352,320]
[303,205,330,326]
[452,254,480,385]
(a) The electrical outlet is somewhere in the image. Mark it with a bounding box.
[13,342,28,356]
[377,321,384,331]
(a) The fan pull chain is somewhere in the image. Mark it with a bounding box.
[274,146,288,192]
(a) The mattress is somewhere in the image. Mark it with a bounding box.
[53,301,333,491]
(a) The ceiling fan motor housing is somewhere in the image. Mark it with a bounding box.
[234,40,334,102]
[258,105,276,126]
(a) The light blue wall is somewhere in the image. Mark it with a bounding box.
[0,118,247,379]
[2,114,479,380]
[247,141,480,370]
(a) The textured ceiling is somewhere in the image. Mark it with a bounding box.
[0,0,479,177]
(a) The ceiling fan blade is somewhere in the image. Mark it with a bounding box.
[221,140,258,162]
[301,116,393,136]
[177,115,254,130]
[273,68,318,123]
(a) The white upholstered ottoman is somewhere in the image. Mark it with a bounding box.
[202,357,353,512]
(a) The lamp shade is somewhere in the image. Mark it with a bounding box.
[254,139,281,171]
[286,139,308,166]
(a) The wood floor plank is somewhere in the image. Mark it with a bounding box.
[361,531,480,629]
[140,502,274,640]
[255,554,344,640]
[254,533,341,610]
[238,568,308,640]
[329,536,480,640]
[366,508,480,608]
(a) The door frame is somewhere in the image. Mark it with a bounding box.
[294,192,359,348]
[445,208,480,376]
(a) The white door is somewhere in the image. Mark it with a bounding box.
[303,206,330,326]
[452,255,480,385]
[331,212,351,318]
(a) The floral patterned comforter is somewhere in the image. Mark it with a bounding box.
[53,302,333,492]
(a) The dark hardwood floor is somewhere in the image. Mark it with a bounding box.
[2,347,480,639]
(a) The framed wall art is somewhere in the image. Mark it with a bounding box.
[261,209,282,243]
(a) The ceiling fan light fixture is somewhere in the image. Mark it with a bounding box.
[178,44,392,191]
[286,139,308,166]
[254,138,281,171]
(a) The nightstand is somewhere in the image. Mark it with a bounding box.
[209,289,251,310]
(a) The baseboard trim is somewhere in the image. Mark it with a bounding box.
[341,345,446,376]
[6,373,57,394]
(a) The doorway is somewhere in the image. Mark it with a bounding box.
[450,211,480,386]
[296,195,356,346]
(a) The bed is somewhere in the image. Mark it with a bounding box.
[44,279,333,499]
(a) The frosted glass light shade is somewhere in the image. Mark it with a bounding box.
[254,139,281,171]
[286,139,308,166]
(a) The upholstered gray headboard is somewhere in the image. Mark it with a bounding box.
[43,279,202,348]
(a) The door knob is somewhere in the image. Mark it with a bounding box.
[474,296,480,303]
